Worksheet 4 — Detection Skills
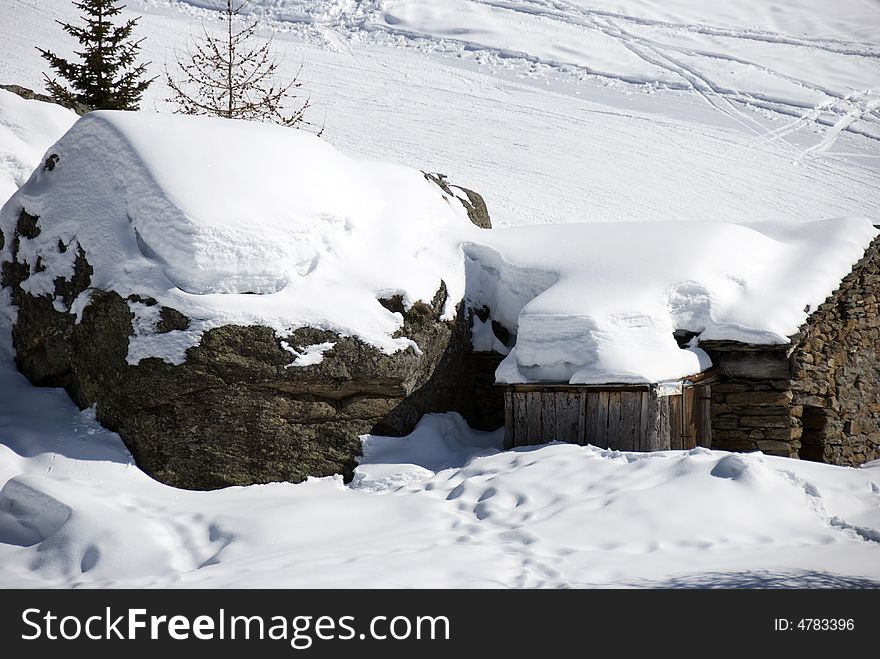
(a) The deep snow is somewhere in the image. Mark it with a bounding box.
[0,88,76,204]
[1,110,477,362]
[0,0,879,588]
[2,99,876,382]
[1,0,878,231]
[469,218,878,383]
[1,321,880,588]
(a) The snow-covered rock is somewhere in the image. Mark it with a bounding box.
[0,111,496,489]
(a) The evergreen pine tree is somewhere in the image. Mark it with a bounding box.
[38,0,154,111]
[166,0,313,128]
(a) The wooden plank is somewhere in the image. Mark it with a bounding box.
[698,384,713,448]
[606,391,622,449]
[647,392,671,452]
[555,392,580,444]
[526,392,543,445]
[577,392,587,445]
[512,392,529,448]
[638,391,650,451]
[659,395,672,450]
[669,394,683,450]
[503,390,515,450]
[618,391,641,451]
[587,391,609,447]
[542,393,557,441]
[681,387,698,450]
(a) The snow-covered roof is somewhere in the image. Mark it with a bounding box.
[0,111,479,363]
[466,219,878,385]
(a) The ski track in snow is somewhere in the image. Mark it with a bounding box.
[3,0,879,228]
[147,0,880,154]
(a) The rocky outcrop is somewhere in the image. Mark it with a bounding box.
[3,206,504,490]
[424,172,492,229]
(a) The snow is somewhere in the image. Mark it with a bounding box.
[468,218,879,384]
[0,0,879,588]
[4,103,873,383]
[0,110,478,363]
[281,340,337,367]
[2,1,879,232]
[1,327,879,587]
[0,88,77,204]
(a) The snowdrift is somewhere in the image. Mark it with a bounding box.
[0,88,76,204]
[468,219,878,384]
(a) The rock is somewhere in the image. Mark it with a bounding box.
[423,172,492,229]
[156,306,190,333]
[3,207,502,490]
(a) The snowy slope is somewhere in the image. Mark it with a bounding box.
[0,0,878,230]
[0,88,76,203]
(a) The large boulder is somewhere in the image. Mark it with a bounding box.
[0,112,503,489]
[0,111,504,490]
[2,209,490,489]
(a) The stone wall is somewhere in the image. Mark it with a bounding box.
[701,345,800,458]
[788,236,880,465]
[704,234,880,466]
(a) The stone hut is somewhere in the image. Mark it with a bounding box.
[497,226,880,468]
[703,233,880,465]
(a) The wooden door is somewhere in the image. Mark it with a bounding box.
[680,384,712,449]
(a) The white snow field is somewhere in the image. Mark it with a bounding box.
[2,339,880,588]
[0,0,879,587]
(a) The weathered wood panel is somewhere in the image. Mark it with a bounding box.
[681,387,698,450]
[669,394,683,450]
[618,392,641,451]
[526,392,543,445]
[512,392,529,448]
[504,383,697,452]
[586,392,608,447]
[504,389,515,449]
[577,392,587,445]
[653,394,669,451]
[607,391,622,448]
[697,384,712,448]
[638,391,650,450]
[555,392,583,444]
[541,393,557,441]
